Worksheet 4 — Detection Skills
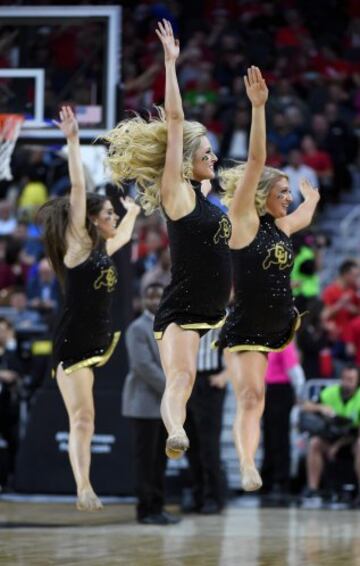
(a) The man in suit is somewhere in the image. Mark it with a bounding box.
[122,282,180,525]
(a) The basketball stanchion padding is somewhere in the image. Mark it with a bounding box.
[0,113,24,181]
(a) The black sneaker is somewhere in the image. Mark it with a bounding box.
[301,488,322,509]
[160,511,181,524]
[180,488,202,513]
[200,500,223,515]
[138,512,181,525]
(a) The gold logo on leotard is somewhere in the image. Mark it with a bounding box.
[213,216,232,244]
[94,267,118,293]
[262,243,293,270]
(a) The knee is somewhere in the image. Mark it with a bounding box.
[71,409,94,436]
[308,436,323,453]
[236,383,265,410]
[166,369,195,396]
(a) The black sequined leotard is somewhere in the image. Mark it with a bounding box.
[154,181,232,339]
[218,213,300,352]
[53,248,120,375]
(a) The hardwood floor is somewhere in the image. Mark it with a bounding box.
[1,499,359,565]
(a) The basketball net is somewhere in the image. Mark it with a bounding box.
[0,114,24,182]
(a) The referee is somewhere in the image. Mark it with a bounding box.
[184,327,228,514]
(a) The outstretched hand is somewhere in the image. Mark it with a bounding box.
[299,178,320,202]
[120,196,141,216]
[155,19,180,62]
[244,66,268,107]
[53,106,79,140]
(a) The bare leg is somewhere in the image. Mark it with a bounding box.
[306,436,328,491]
[158,324,200,459]
[56,364,102,511]
[229,351,267,491]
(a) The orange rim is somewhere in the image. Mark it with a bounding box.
[0,114,24,141]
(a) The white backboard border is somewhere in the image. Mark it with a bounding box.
[0,5,121,141]
[0,69,45,127]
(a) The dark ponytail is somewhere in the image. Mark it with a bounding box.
[37,193,107,287]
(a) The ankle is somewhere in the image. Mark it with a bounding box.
[77,483,93,495]
[241,459,256,470]
[168,428,186,438]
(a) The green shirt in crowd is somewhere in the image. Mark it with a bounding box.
[320,384,360,427]
[291,245,320,298]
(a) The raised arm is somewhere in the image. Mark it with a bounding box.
[156,19,190,218]
[54,106,86,232]
[107,197,141,256]
[229,67,268,221]
[277,178,320,236]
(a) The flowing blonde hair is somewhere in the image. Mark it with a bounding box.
[102,108,207,215]
[219,163,288,216]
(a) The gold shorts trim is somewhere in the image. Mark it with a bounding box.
[154,316,227,341]
[32,340,52,356]
[227,313,301,354]
[59,331,121,376]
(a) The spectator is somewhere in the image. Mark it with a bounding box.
[301,135,334,201]
[302,364,360,503]
[135,228,166,280]
[0,238,29,293]
[275,9,309,55]
[311,107,356,195]
[140,247,171,295]
[18,180,48,213]
[184,70,219,113]
[291,232,321,312]
[344,315,360,367]
[268,113,300,156]
[266,141,283,169]
[220,107,249,162]
[7,289,45,330]
[200,102,223,155]
[269,79,308,129]
[13,220,43,263]
[122,283,180,525]
[261,342,305,495]
[0,201,17,236]
[178,46,203,89]
[322,260,360,362]
[297,299,328,379]
[282,149,319,209]
[26,258,60,314]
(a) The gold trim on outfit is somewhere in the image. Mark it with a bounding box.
[58,331,121,376]
[227,313,301,354]
[154,316,227,341]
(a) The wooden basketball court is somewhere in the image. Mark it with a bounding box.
[1,498,360,565]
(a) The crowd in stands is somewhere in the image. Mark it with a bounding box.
[0,0,360,499]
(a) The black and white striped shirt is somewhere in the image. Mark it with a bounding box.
[197,327,223,373]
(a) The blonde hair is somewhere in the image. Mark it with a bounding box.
[102,108,207,215]
[220,163,288,216]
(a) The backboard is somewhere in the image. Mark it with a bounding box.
[0,5,121,142]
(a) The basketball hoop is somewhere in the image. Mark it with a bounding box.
[0,114,24,182]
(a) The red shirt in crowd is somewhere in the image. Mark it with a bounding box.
[343,316,360,366]
[322,282,360,341]
[303,151,332,174]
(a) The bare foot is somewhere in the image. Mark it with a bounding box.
[76,489,103,512]
[240,465,262,492]
[165,431,189,460]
